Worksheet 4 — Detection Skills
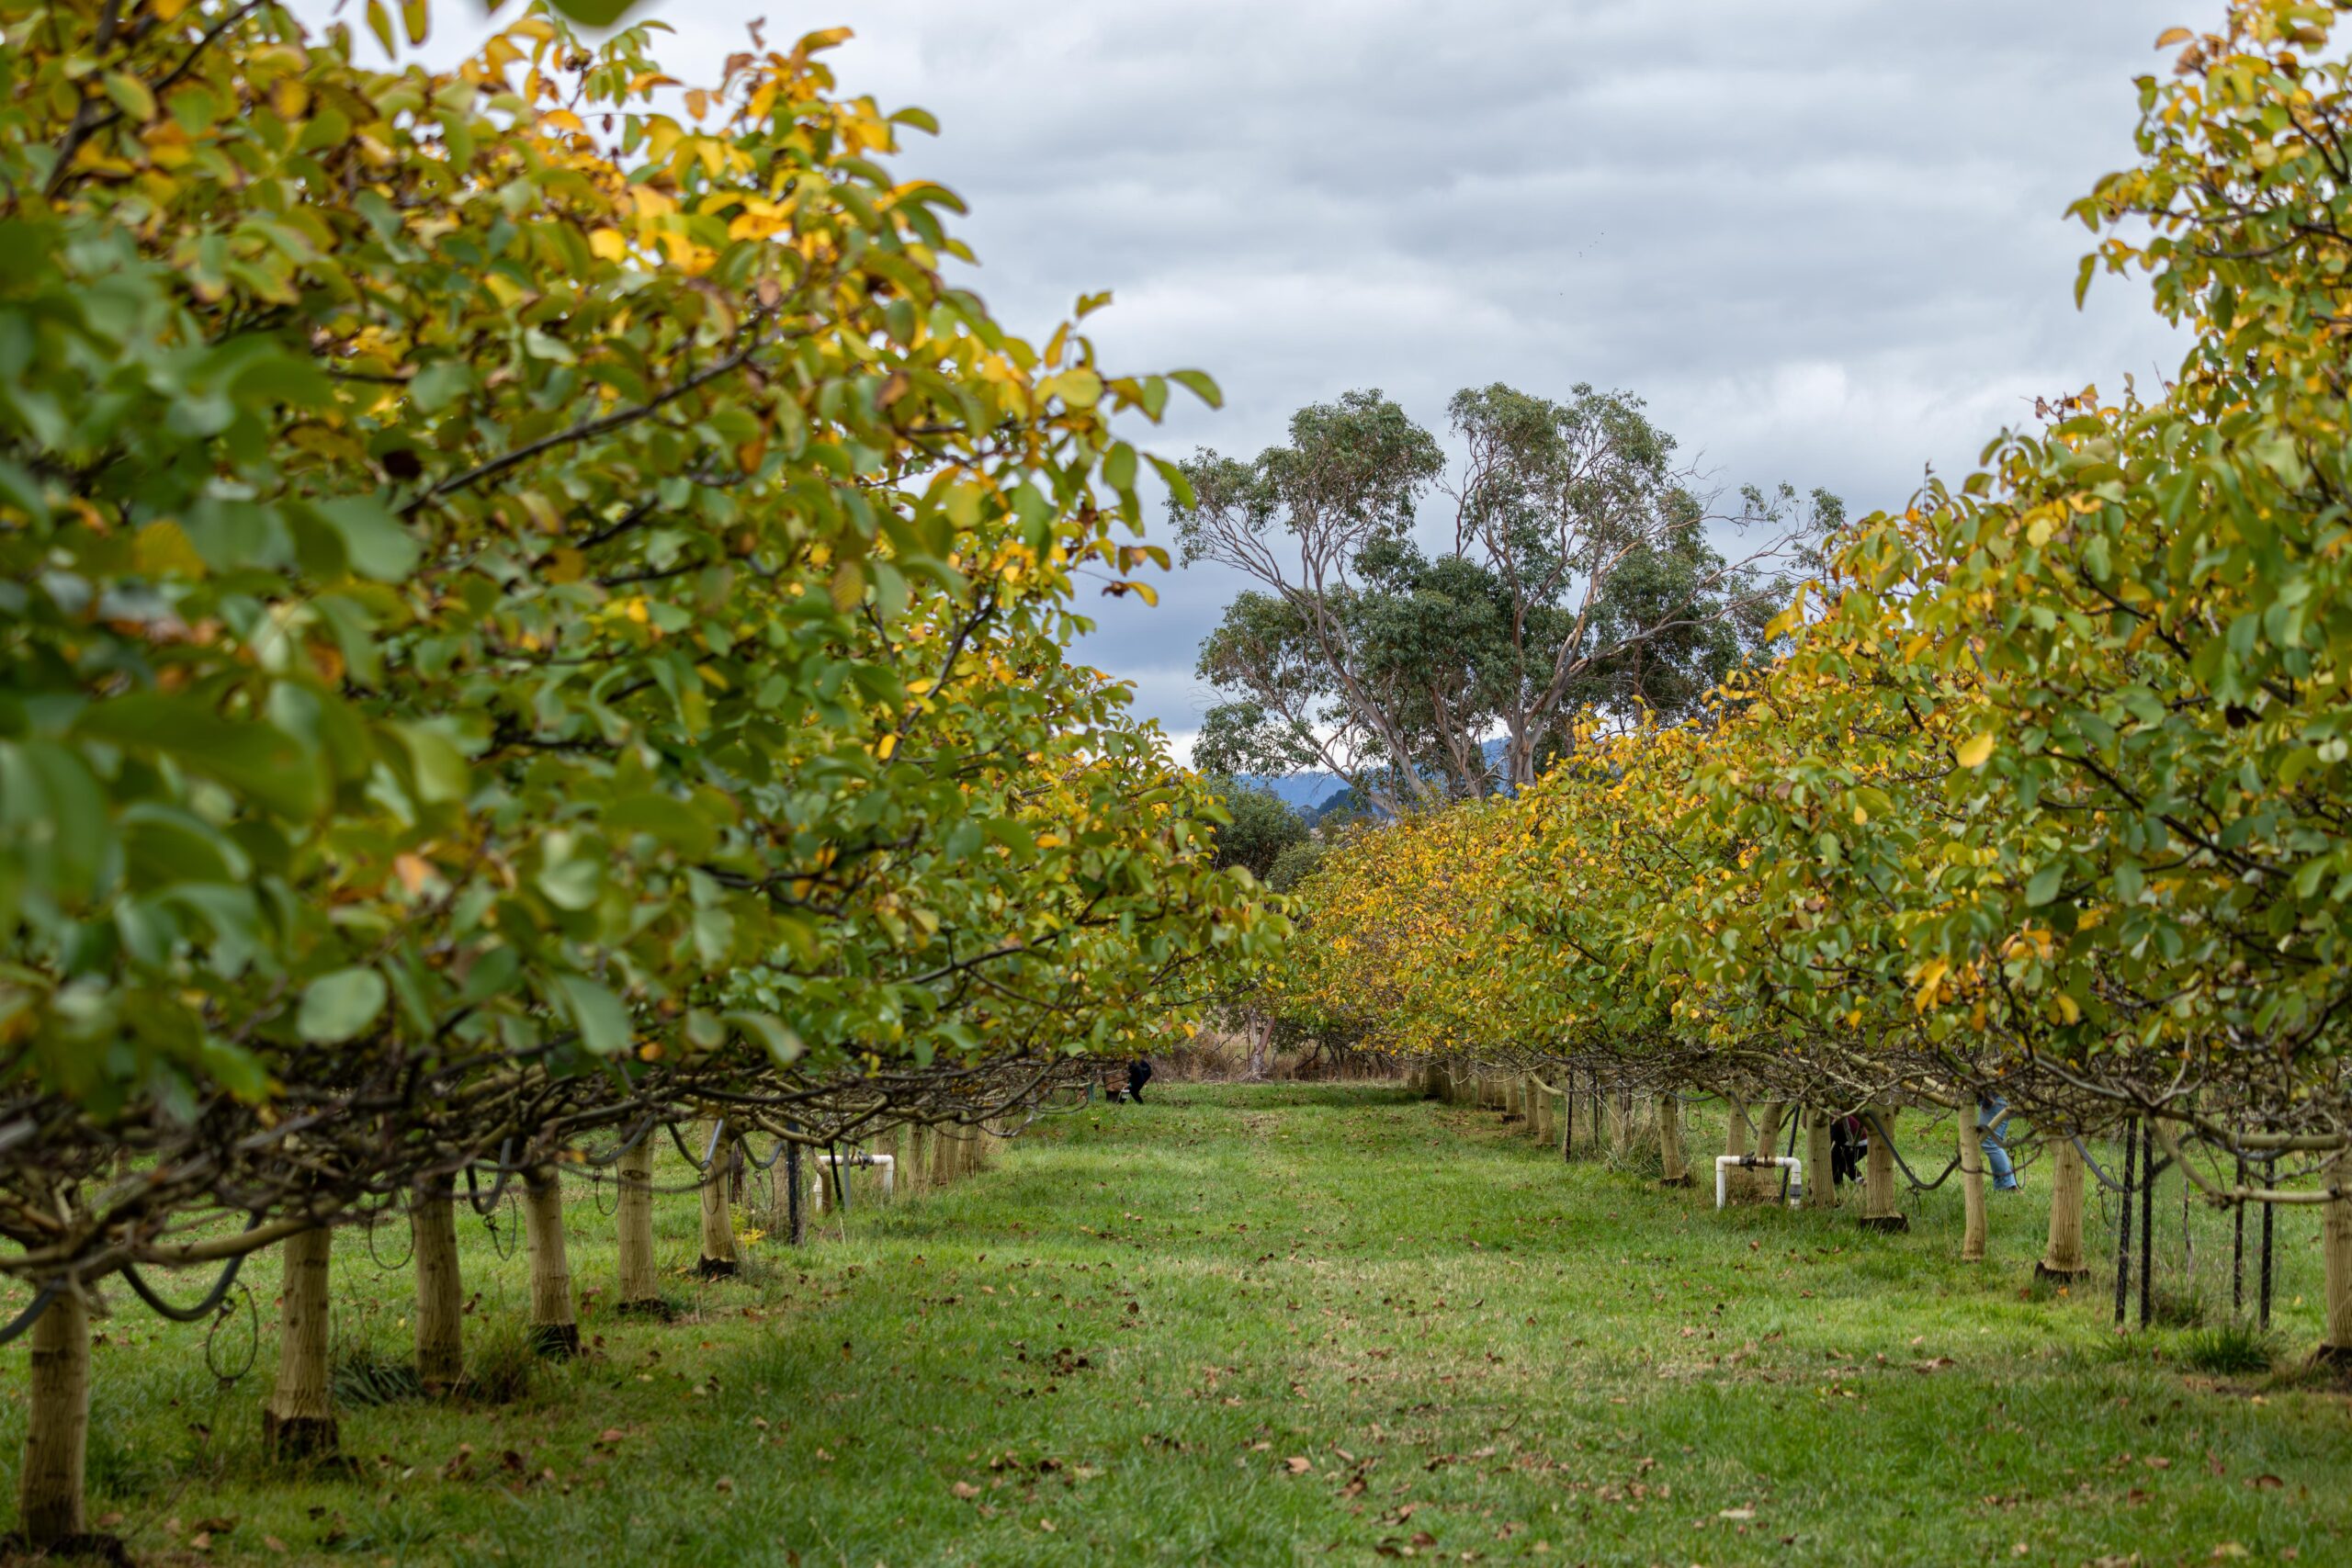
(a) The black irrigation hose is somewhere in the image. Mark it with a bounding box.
[0,1284,59,1347]
[119,1212,266,1322]
[1861,1111,1962,1192]
[122,1252,250,1323]
[464,1139,521,1215]
[364,1202,414,1272]
[2074,1134,2173,1195]
[205,1280,259,1384]
[578,1112,662,1168]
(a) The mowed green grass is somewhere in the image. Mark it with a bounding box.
[4,1082,2349,1566]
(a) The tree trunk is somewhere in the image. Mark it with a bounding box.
[1860,1105,1908,1232]
[1804,1110,1837,1209]
[695,1122,739,1279]
[264,1226,338,1460]
[1722,1093,1752,1203]
[1750,1100,1787,1202]
[17,1291,91,1549]
[2320,1148,2352,1361]
[1657,1094,1689,1186]
[522,1164,580,1355]
[2038,1136,2091,1280]
[616,1135,661,1312]
[1958,1106,1988,1262]
[1607,1091,1631,1157]
[413,1179,466,1389]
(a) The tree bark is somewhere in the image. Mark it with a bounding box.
[1860,1105,1908,1232]
[520,1164,579,1355]
[1722,1093,1752,1202]
[616,1135,661,1311]
[264,1226,339,1460]
[1657,1093,1689,1186]
[1804,1110,1837,1209]
[1750,1100,1787,1202]
[2320,1149,2352,1361]
[2038,1136,2091,1280]
[695,1122,740,1279]
[413,1179,466,1390]
[17,1291,91,1549]
[1958,1107,1987,1262]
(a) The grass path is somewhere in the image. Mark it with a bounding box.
[5,1082,2349,1565]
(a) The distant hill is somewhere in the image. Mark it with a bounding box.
[1238,739,1515,818]
[1238,773,1346,813]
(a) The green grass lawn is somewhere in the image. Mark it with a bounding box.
[4,1082,2347,1566]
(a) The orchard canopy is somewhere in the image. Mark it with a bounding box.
[1268,0,2352,1349]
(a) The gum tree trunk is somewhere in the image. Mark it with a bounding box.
[17,1291,91,1549]
[1657,1094,1689,1186]
[1804,1110,1837,1209]
[2039,1137,2091,1280]
[1958,1107,1988,1262]
[522,1164,580,1355]
[264,1226,338,1460]
[412,1179,465,1390]
[696,1122,739,1279]
[1860,1105,1908,1232]
[616,1135,661,1311]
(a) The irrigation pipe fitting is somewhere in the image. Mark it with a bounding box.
[810,1151,895,1213]
[1716,1154,1804,1210]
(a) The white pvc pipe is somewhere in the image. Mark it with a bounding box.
[811,1152,895,1213]
[1714,1155,1803,1209]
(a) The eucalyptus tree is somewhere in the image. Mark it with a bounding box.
[1175,385,1835,813]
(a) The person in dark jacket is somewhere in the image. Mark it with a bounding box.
[1829,1112,1867,1187]
[1125,1057,1154,1103]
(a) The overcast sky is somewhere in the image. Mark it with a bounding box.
[421,0,2194,751]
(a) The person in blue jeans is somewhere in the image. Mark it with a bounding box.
[1978,1093,2020,1191]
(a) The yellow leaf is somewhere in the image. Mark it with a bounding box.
[830,559,864,613]
[2154,26,2192,48]
[1955,733,1996,770]
[876,733,899,761]
[588,228,628,263]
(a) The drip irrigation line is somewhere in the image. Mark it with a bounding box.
[363,1201,413,1272]
[577,1112,662,1168]
[123,1251,250,1323]
[1861,1111,1961,1191]
[205,1280,258,1385]
[2074,1135,2173,1195]
[120,1212,266,1321]
[0,1284,58,1346]
[464,1140,520,1215]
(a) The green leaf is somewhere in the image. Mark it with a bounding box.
[76,694,326,820]
[310,496,421,581]
[408,361,473,413]
[2025,863,2065,908]
[555,975,631,1055]
[365,0,397,55]
[724,1010,803,1066]
[1102,442,1137,493]
[541,0,643,23]
[102,71,156,124]
[298,967,389,1043]
[1169,369,1223,410]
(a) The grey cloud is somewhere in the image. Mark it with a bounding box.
[372,0,2199,743]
